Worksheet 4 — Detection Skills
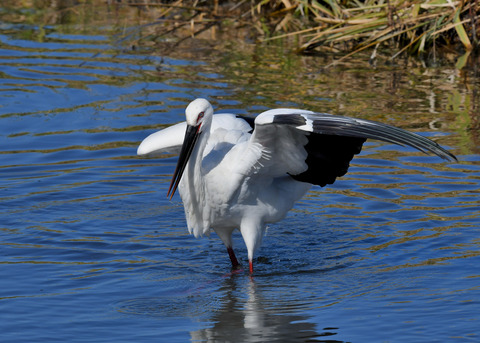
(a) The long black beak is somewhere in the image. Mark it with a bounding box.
[167,124,201,199]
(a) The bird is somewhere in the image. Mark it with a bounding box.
[137,98,457,273]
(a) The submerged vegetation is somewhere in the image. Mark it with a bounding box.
[1,0,479,65]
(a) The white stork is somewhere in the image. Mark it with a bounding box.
[137,98,456,273]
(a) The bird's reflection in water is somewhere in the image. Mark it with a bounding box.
[190,273,341,343]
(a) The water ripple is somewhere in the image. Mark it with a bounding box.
[1,14,480,343]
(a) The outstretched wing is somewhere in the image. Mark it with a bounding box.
[137,121,187,156]
[137,114,253,156]
[242,109,456,187]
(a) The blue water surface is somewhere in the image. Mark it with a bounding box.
[1,18,480,343]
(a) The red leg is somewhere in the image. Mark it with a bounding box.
[249,260,253,274]
[227,247,240,269]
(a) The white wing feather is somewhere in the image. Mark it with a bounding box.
[232,107,456,181]
[137,113,252,156]
[229,109,315,179]
[137,121,187,156]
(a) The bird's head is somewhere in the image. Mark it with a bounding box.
[185,98,213,132]
[167,98,214,199]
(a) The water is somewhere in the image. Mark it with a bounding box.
[1,8,480,343]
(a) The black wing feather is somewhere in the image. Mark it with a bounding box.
[251,110,456,188]
[309,115,457,161]
[289,133,365,186]
[264,111,456,187]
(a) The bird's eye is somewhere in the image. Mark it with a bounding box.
[197,111,205,123]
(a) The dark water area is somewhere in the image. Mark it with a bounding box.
[1,5,480,343]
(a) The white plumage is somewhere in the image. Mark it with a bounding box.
[138,98,456,273]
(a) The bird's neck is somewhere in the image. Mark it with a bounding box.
[179,120,212,231]
[186,119,212,179]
